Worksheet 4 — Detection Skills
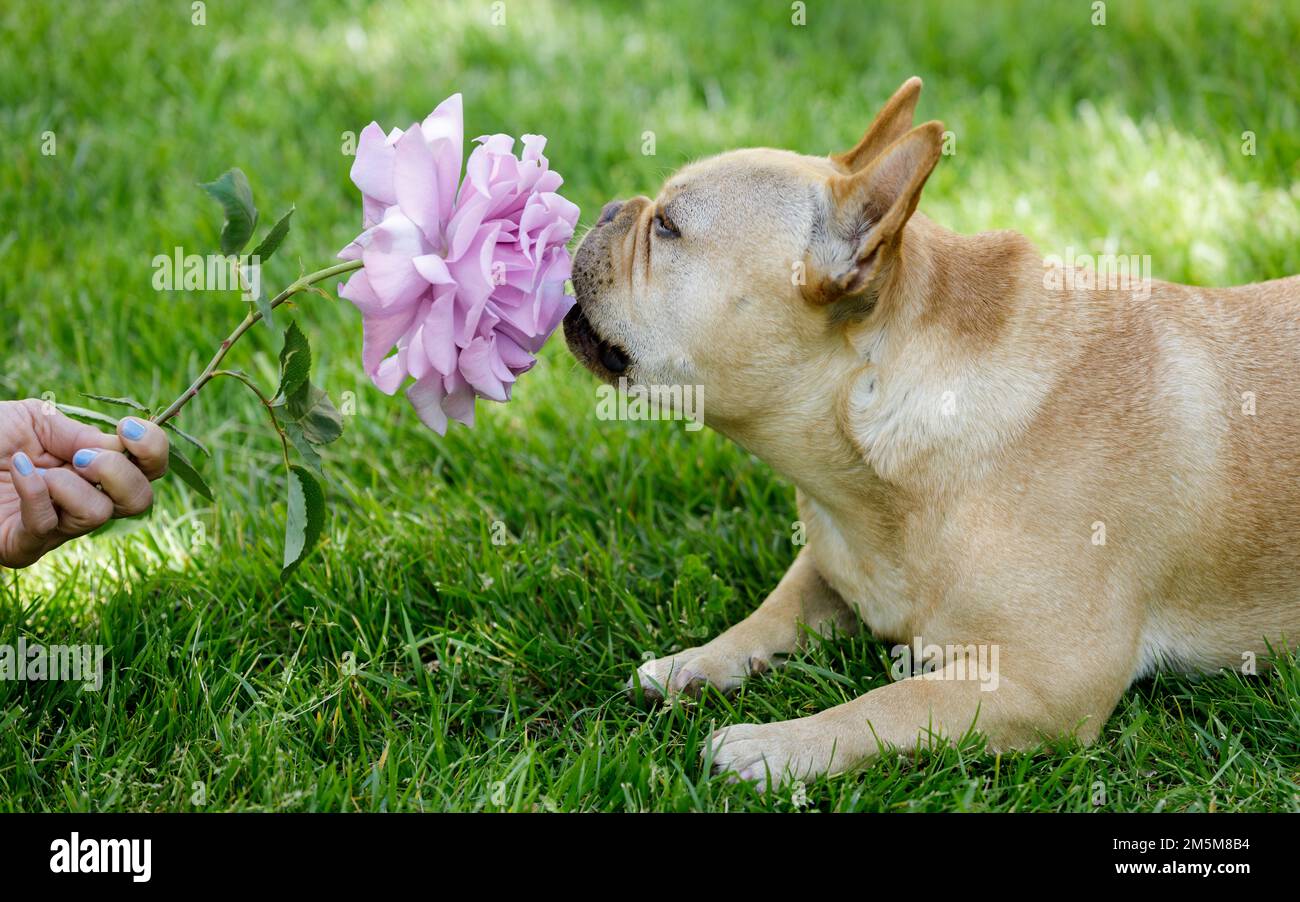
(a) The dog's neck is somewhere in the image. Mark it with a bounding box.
[728,214,1068,517]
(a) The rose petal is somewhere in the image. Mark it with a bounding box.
[350,122,398,207]
[412,253,455,285]
[441,369,477,427]
[420,93,463,225]
[423,290,458,375]
[446,222,501,343]
[406,375,449,435]
[458,336,509,402]
[394,127,442,242]
[362,209,430,309]
[374,353,408,395]
[339,271,420,377]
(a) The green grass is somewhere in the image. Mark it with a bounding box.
[2,0,1299,811]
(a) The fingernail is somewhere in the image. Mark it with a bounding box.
[73,449,100,468]
[121,417,146,440]
[12,452,33,476]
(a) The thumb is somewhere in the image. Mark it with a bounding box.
[9,451,59,539]
[33,405,123,461]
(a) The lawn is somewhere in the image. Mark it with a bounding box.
[1,0,1299,812]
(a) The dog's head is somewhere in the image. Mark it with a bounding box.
[565,77,944,441]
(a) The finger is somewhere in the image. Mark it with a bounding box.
[71,448,154,517]
[8,451,59,538]
[117,416,169,480]
[25,400,124,461]
[41,467,114,536]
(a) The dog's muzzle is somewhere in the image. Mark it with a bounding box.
[564,201,634,379]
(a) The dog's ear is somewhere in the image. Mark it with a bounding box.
[806,120,944,305]
[830,76,923,173]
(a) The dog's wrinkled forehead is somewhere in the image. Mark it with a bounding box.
[660,149,832,242]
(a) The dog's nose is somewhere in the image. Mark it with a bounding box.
[597,200,624,226]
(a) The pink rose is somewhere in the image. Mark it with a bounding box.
[338,94,580,433]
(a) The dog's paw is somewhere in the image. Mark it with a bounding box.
[706,718,843,788]
[627,642,772,702]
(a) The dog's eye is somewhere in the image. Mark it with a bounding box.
[653,211,681,239]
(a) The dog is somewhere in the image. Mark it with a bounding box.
[564,77,1300,785]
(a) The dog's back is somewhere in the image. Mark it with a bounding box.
[1150,274,1300,671]
[1013,271,1300,676]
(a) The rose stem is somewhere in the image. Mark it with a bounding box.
[152,259,362,427]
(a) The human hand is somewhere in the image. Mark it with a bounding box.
[0,399,169,568]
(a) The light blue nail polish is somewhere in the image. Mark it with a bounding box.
[73,449,100,468]
[12,452,33,476]
[121,417,146,440]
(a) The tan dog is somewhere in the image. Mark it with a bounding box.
[564,77,1300,785]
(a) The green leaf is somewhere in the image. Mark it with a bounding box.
[276,321,311,401]
[244,206,293,332]
[284,422,323,476]
[272,321,343,447]
[286,383,343,445]
[251,206,294,262]
[161,420,211,457]
[79,393,149,413]
[242,263,276,331]
[200,168,258,256]
[281,464,324,579]
[167,444,214,501]
[252,286,276,331]
[55,403,122,429]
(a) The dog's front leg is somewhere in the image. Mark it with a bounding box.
[631,548,858,700]
[708,654,1124,786]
